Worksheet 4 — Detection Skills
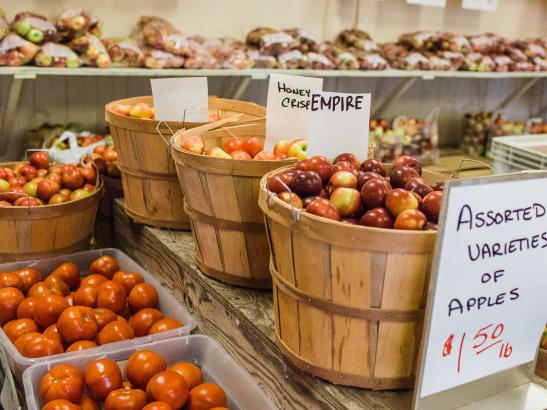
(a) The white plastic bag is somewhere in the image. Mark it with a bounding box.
[42,130,105,164]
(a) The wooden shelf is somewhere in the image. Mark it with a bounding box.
[113,199,411,410]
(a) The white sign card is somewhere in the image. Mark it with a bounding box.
[306,91,371,161]
[406,0,447,7]
[265,74,323,151]
[462,0,498,11]
[418,175,547,399]
[150,77,208,122]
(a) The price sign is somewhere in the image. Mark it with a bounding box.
[462,0,498,11]
[306,91,371,160]
[406,0,447,7]
[265,74,323,151]
[414,172,547,408]
[151,77,208,122]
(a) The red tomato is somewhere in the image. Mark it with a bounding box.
[146,370,188,410]
[169,362,203,390]
[112,271,144,293]
[39,364,84,403]
[66,340,97,352]
[16,297,37,319]
[143,402,172,410]
[80,274,108,288]
[97,281,127,313]
[3,318,39,342]
[0,287,25,324]
[104,388,147,410]
[42,399,81,410]
[44,275,70,296]
[27,281,63,298]
[51,262,81,290]
[42,324,63,345]
[73,286,99,308]
[186,383,228,410]
[128,283,158,312]
[83,358,122,401]
[126,350,167,389]
[57,306,98,344]
[93,308,117,331]
[33,294,69,328]
[0,272,23,290]
[20,334,64,358]
[78,394,99,410]
[149,317,182,335]
[14,332,40,353]
[223,137,243,154]
[241,137,264,157]
[15,268,42,294]
[89,256,119,279]
[97,319,134,345]
[129,308,163,337]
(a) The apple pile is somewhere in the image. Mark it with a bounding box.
[267,153,443,231]
[0,152,99,207]
[91,145,120,178]
[181,134,308,161]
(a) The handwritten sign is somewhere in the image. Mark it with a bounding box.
[306,91,371,161]
[265,74,323,150]
[419,174,547,398]
[151,77,208,122]
[462,0,498,11]
[406,0,447,7]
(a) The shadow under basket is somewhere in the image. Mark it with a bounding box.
[258,164,448,390]
[94,174,124,247]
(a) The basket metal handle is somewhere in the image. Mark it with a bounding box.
[266,174,300,223]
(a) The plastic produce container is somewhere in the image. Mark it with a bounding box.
[0,345,20,410]
[490,134,547,174]
[24,334,275,410]
[0,248,196,381]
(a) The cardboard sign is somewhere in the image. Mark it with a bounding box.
[306,91,371,161]
[406,0,447,7]
[151,77,208,122]
[462,0,498,11]
[418,174,547,398]
[265,74,323,151]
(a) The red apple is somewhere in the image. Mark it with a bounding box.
[404,177,433,198]
[83,184,95,193]
[79,167,97,185]
[302,195,320,208]
[223,137,243,154]
[3,168,15,179]
[242,137,264,157]
[0,201,12,207]
[37,179,61,201]
[62,169,84,190]
[70,189,91,201]
[274,153,288,160]
[290,171,322,197]
[422,191,443,223]
[361,179,389,209]
[48,165,63,175]
[359,207,394,229]
[267,172,293,194]
[433,182,444,191]
[19,165,37,182]
[45,173,62,185]
[394,209,427,230]
[286,139,308,160]
[36,169,48,178]
[332,161,357,175]
[253,150,275,160]
[333,153,360,169]
[110,103,131,116]
[103,149,118,163]
[274,140,292,156]
[360,159,386,176]
[181,135,205,154]
[295,156,332,183]
[330,187,362,216]
[4,186,25,203]
[357,171,383,190]
[319,188,329,198]
[306,198,341,221]
[393,155,422,175]
[230,150,252,160]
[48,193,69,204]
[278,192,303,209]
[29,152,49,170]
[59,189,72,197]
[14,196,40,207]
[62,164,77,173]
[205,147,231,159]
[128,102,154,119]
[8,177,26,187]
[329,171,357,189]
[0,169,7,180]
[390,166,419,188]
[385,188,419,217]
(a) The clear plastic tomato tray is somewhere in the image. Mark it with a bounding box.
[0,248,196,381]
[23,334,275,410]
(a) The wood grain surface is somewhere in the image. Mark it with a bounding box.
[114,199,411,410]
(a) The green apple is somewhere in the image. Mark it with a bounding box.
[27,28,44,44]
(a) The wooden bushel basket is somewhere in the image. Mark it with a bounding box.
[94,175,124,247]
[105,96,265,229]
[171,122,294,289]
[0,162,102,262]
[258,165,447,390]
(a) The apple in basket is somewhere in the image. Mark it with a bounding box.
[181,135,205,155]
[286,139,307,160]
[128,102,154,119]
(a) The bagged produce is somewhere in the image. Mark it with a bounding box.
[358,53,388,70]
[468,33,507,54]
[103,38,144,67]
[260,31,294,56]
[428,56,452,70]
[164,33,195,56]
[247,50,277,68]
[284,28,320,53]
[277,49,306,69]
[133,16,177,49]
[34,42,80,67]
[204,39,251,69]
[335,28,371,49]
[438,50,465,69]
[11,12,57,44]
[304,52,334,70]
[246,27,277,48]
[55,7,101,42]
[440,33,471,53]
[463,52,495,71]
[399,31,442,51]
[321,43,359,70]
[70,34,112,68]
[0,10,8,41]
[184,44,219,69]
[144,48,184,68]
[392,52,430,70]
[0,34,39,66]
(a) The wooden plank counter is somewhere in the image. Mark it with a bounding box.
[113,199,411,410]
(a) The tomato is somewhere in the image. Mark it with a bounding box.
[73,286,99,308]
[44,275,70,296]
[40,364,84,403]
[3,318,39,342]
[33,294,69,328]
[15,268,42,293]
[97,319,134,345]
[112,271,144,293]
[14,332,40,353]
[66,293,74,307]
[128,283,158,312]
[169,362,203,390]
[0,272,23,290]
[51,262,81,290]
[66,340,97,352]
[89,256,119,279]
[17,297,37,319]
[43,324,63,345]
[149,317,182,335]
[126,350,167,389]
[57,306,98,344]
[143,402,172,410]
[28,281,63,298]
[42,399,81,410]
[146,370,188,410]
[97,281,127,313]
[81,274,108,288]
[93,308,117,331]
[78,394,99,410]
[104,388,147,410]
[129,308,163,337]
[84,358,122,401]
[20,334,63,357]
[0,287,25,324]
[186,383,228,410]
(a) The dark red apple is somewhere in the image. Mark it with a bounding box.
[302,195,320,208]
[329,171,357,189]
[319,188,329,198]
[306,198,341,221]
[37,179,61,201]
[62,169,85,190]
[3,168,15,179]
[19,164,37,181]
[48,165,63,175]
[433,181,444,191]
[92,156,108,174]
[14,196,41,207]
[361,178,389,209]
[62,164,77,174]
[393,155,422,175]
[3,186,25,203]
[29,152,50,169]
[422,191,443,223]
[296,156,332,183]
[79,167,97,185]
[333,153,360,169]
[359,207,394,229]
[385,188,419,217]
[0,169,7,180]
[332,161,357,175]
[390,166,419,188]
[8,177,26,187]
[405,177,433,198]
[360,159,386,176]
[278,192,303,209]
[290,171,322,197]
[45,173,62,185]
[394,209,427,230]
[330,187,361,216]
[357,171,383,190]
[267,172,293,194]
